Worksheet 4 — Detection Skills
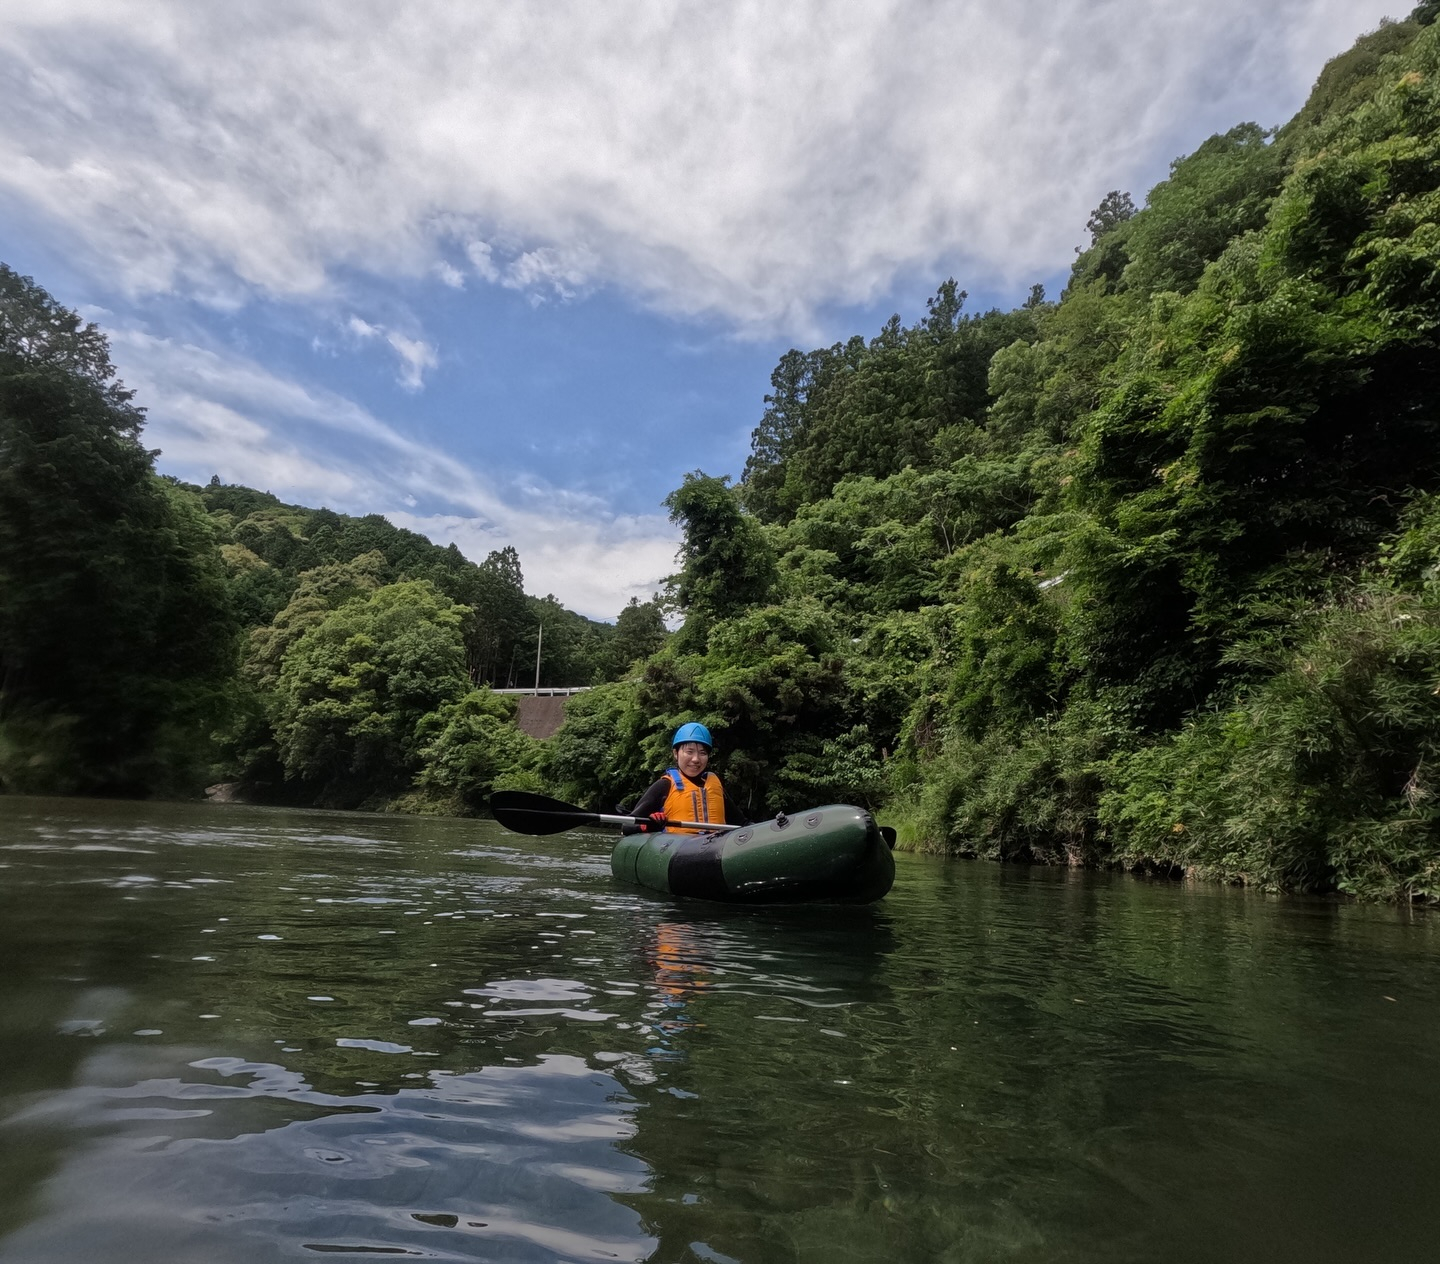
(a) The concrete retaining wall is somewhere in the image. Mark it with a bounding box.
[516,695,568,739]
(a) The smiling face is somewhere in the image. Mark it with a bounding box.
[674,741,710,780]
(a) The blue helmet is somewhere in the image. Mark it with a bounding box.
[671,722,713,750]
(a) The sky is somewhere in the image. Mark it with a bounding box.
[0,0,1400,618]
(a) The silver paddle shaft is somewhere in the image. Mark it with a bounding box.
[593,812,740,833]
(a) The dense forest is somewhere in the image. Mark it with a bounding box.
[3,14,1439,899]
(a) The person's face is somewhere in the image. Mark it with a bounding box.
[674,742,710,779]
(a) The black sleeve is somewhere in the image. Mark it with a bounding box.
[723,795,752,827]
[713,779,749,826]
[625,778,671,819]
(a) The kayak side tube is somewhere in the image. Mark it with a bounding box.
[610,803,895,904]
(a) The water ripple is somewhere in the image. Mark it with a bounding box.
[2,1055,654,1262]
[4,797,1439,1264]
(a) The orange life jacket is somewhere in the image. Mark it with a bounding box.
[663,769,726,834]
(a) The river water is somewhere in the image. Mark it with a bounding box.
[0,796,1436,1263]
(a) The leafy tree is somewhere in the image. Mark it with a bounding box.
[244,551,389,689]
[415,688,545,809]
[605,597,668,677]
[0,267,237,794]
[1119,124,1285,296]
[1064,34,1440,727]
[466,547,532,685]
[665,473,777,649]
[1086,190,1136,244]
[528,593,615,687]
[1287,17,1424,132]
[1102,582,1440,898]
[931,541,1067,741]
[266,580,468,805]
[741,283,1038,522]
[742,340,867,522]
[0,264,131,399]
[1070,192,1137,289]
[0,268,604,810]
[547,682,654,811]
[194,483,559,690]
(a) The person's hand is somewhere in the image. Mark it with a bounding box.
[642,812,668,832]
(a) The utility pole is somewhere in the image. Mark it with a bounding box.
[533,622,543,694]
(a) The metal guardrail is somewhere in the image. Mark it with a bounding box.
[490,686,594,696]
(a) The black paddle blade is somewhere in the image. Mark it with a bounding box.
[879,826,897,850]
[488,790,600,836]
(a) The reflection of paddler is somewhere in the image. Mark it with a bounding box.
[644,922,712,1031]
[649,922,712,999]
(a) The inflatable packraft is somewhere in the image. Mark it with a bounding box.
[610,803,895,904]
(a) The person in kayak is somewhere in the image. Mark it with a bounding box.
[625,722,734,834]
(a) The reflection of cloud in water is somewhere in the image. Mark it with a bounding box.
[0,1053,652,1262]
[462,978,617,1024]
[335,1038,413,1054]
[484,1007,617,1022]
[466,978,593,1003]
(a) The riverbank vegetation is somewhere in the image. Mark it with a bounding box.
[3,14,1438,899]
[555,13,1440,902]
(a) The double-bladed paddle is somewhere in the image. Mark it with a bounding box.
[488,789,740,837]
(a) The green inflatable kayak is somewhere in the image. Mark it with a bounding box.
[610,803,895,904]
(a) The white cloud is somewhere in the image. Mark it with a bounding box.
[465,240,500,284]
[0,0,1397,334]
[106,326,676,616]
[1,0,1401,615]
[503,244,598,302]
[381,330,436,391]
[389,510,677,622]
[345,314,437,389]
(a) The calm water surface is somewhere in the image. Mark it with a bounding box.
[1,796,1437,1263]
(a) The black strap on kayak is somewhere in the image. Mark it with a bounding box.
[666,833,729,900]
